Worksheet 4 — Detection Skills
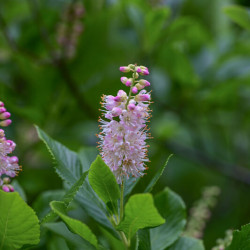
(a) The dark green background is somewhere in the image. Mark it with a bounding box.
[1,0,250,248]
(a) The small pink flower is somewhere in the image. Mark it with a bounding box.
[119,66,130,73]
[132,87,138,94]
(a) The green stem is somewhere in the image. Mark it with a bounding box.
[125,71,136,108]
[120,179,124,221]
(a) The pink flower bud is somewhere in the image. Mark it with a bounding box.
[142,69,149,75]
[0,112,11,119]
[0,119,12,127]
[132,87,138,94]
[125,79,132,87]
[120,77,128,84]
[135,83,144,90]
[0,129,5,138]
[112,107,122,117]
[128,103,136,110]
[10,156,18,164]
[135,94,151,102]
[136,67,142,73]
[9,185,14,192]
[119,66,130,73]
[114,96,122,102]
[0,107,6,113]
[139,79,150,87]
[0,101,4,107]
[2,185,10,192]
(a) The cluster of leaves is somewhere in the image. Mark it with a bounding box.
[1,126,250,249]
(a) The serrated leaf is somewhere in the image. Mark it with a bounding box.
[41,171,88,224]
[224,5,250,30]
[88,156,120,209]
[44,222,96,250]
[144,154,173,193]
[116,193,165,240]
[166,236,204,250]
[36,126,82,184]
[50,201,99,249]
[78,147,98,172]
[227,223,250,250]
[0,190,40,250]
[150,187,186,250]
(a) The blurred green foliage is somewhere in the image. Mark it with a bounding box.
[1,0,250,248]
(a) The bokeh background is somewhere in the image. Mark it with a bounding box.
[1,0,250,248]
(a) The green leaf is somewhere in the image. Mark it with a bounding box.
[50,201,98,249]
[224,5,250,30]
[227,223,250,250]
[41,171,88,224]
[144,154,173,193]
[166,236,204,250]
[138,229,151,250]
[88,156,120,209]
[150,187,186,250]
[78,147,98,172]
[44,222,96,250]
[36,126,82,184]
[116,193,165,240]
[0,190,40,250]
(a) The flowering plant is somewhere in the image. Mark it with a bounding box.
[0,65,250,250]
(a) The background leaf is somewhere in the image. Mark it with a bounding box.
[224,5,250,30]
[166,236,205,250]
[150,187,186,250]
[0,190,40,250]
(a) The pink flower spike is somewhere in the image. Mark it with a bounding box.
[132,87,138,94]
[119,66,130,73]
[120,77,128,84]
[0,107,6,113]
[0,119,12,127]
[125,79,132,87]
[0,101,4,107]
[0,112,11,119]
[112,107,122,117]
[128,103,136,110]
[2,185,10,192]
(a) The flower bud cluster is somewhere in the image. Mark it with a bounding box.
[98,64,151,184]
[0,101,21,192]
[185,186,221,239]
[56,1,85,59]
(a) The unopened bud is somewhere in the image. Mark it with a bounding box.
[120,77,128,84]
[125,79,132,87]
[135,94,150,102]
[2,185,10,192]
[135,83,144,90]
[0,107,6,113]
[139,79,150,87]
[119,66,130,73]
[3,177,10,184]
[8,185,14,192]
[0,101,4,107]
[0,112,11,119]
[128,103,136,111]
[0,119,12,127]
[132,87,138,94]
[112,107,122,117]
[128,64,135,70]
[10,156,18,164]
